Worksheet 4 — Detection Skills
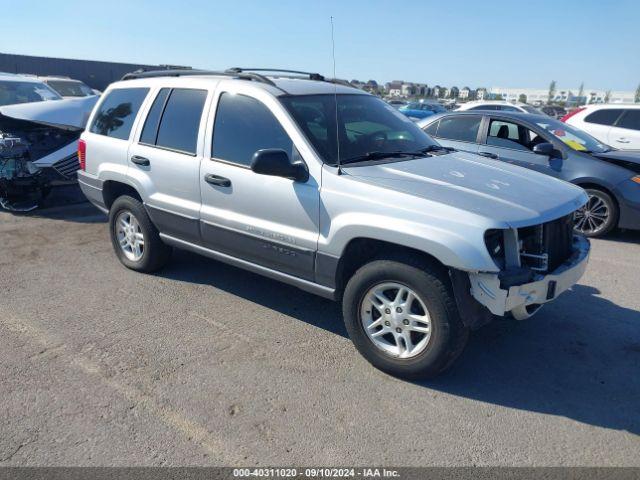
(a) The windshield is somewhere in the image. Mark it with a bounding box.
[0,80,62,106]
[281,94,439,165]
[535,118,609,153]
[46,80,94,97]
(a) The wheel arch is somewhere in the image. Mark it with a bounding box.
[328,238,454,296]
[102,180,143,210]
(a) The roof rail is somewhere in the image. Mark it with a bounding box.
[227,67,325,81]
[120,68,276,86]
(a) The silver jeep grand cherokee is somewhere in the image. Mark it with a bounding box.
[78,68,590,379]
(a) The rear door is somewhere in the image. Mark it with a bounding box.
[579,108,623,145]
[423,114,482,153]
[608,109,640,149]
[198,86,320,281]
[127,87,210,243]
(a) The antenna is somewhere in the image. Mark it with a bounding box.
[330,16,342,175]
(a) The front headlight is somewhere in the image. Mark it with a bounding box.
[631,175,640,184]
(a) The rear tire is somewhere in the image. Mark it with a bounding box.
[109,195,171,272]
[573,188,618,237]
[342,255,469,380]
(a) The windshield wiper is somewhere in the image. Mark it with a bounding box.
[341,151,422,165]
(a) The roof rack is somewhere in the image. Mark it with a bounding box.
[226,67,325,81]
[120,68,276,86]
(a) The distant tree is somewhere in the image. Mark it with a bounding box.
[494,94,504,101]
[604,90,611,103]
[577,82,585,105]
[635,83,640,103]
[548,80,557,104]
[518,93,527,103]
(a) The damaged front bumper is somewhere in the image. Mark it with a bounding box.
[468,235,590,320]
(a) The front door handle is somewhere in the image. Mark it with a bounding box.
[204,174,231,187]
[131,155,150,166]
[478,151,499,159]
[616,138,631,144]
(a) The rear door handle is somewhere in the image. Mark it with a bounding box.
[131,155,150,166]
[478,151,499,159]
[204,174,231,187]
[616,138,631,143]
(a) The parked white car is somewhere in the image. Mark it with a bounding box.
[0,72,62,105]
[456,100,543,114]
[562,104,640,150]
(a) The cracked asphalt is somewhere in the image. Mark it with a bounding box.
[1,188,639,466]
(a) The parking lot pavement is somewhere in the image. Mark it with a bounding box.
[1,196,639,466]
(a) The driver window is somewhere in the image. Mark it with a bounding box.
[212,93,294,166]
[487,120,529,151]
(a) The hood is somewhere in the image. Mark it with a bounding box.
[0,96,99,130]
[343,151,587,228]
[591,149,640,174]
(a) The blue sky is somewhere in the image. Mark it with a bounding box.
[2,0,639,90]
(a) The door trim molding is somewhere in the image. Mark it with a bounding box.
[159,233,336,300]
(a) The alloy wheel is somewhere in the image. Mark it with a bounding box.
[360,282,432,359]
[574,193,610,235]
[115,210,145,261]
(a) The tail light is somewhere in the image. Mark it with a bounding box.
[78,139,86,171]
[560,107,586,123]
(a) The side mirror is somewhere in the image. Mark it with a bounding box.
[250,149,309,182]
[532,142,561,158]
[532,142,553,156]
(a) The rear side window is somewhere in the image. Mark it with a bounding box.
[90,88,149,140]
[584,109,624,126]
[434,116,481,142]
[423,120,439,136]
[212,93,293,166]
[617,110,640,131]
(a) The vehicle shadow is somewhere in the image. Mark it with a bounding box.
[425,284,640,435]
[600,228,640,244]
[161,249,347,337]
[160,250,640,434]
[8,185,107,224]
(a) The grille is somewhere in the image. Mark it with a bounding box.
[544,214,574,271]
[52,153,80,179]
[519,214,574,273]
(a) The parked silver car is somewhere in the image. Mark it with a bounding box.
[78,68,590,379]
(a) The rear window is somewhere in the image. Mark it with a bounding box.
[46,80,94,97]
[584,109,624,126]
[470,105,496,111]
[617,110,640,131]
[90,88,149,140]
[433,116,481,142]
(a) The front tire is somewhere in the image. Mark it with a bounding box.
[573,188,618,237]
[109,195,171,272]
[342,256,469,380]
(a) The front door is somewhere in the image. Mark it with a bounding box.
[478,118,563,177]
[199,88,320,281]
